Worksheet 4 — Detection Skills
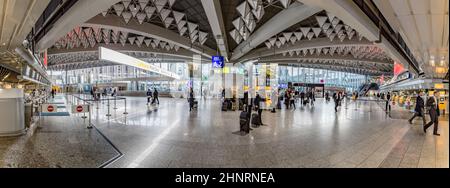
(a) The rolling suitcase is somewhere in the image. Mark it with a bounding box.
[251,113,261,127]
[240,112,250,133]
[222,101,228,111]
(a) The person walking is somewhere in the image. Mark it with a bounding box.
[153,88,159,105]
[284,91,290,109]
[51,89,55,99]
[189,88,195,111]
[334,92,341,112]
[310,90,315,106]
[408,91,426,126]
[300,91,305,106]
[146,89,153,105]
[385,92,391,113]
[424,92,441,136]
[290,90,296,110]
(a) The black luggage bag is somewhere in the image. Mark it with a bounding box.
[251,113,261,127]
[240,112,250,133]
[222,101,228,111]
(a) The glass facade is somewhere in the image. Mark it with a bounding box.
[277,65,367,92]
[52,63,368,96]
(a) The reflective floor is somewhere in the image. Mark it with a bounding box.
[0,95,448,168]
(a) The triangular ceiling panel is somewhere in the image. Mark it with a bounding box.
[145,6,156,18]
[172,11,185,24]
[122,11,132,24]
[236,1,251,17]
[300,27,311,37]
[160,8,171,21]
[139,0,150,9]
[155,0,168,12]
[113,4,125,16]
[279,0,291,8]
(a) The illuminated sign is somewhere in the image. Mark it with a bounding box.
[99,47,181,79]
[436,67,447,74]
[212,56,224,68]
[435,84,444,89]
[394,62,405,76]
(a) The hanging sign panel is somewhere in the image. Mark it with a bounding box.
[99,47,181,79]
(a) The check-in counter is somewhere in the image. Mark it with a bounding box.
[0,89,25,137]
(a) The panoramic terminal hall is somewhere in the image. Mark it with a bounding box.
[0,0,448,169]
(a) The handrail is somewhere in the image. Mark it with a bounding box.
[352,0,422,75]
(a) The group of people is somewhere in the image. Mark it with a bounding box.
[146,88,160,106]
[408,91,442,136]
[283,89,316,110]
[90,87,117,101]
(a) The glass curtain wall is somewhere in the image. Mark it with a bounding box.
[277,65,366,92]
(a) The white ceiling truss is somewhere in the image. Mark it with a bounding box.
[278,45,392,62]
[264,12,364,50]
[53,26,182,52]
[102,0,208,45]
[47,51,189,71]
[229,0,296,45]
[277,61,391,76]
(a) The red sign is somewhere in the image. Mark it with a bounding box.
[76,106,83,113]
[394,62,405,76]
[47,105,54,112]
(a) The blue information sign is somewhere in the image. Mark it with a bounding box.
[212,56,224,68]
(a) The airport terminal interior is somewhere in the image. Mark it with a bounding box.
[0,0,448,168]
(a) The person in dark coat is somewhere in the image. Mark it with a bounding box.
[334,92,341,112]
[424,92,441,136]
[146,89,152,105]
[408,91,426,126]
[189,88,195,111]
[385,92,391,113]
[254,93,263,125]
[300,91,305,105]
[152,88,159,104]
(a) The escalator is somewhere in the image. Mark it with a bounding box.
[358,83,380,96]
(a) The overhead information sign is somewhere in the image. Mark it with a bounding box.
[212,56,224,68]
[99,47,181,79]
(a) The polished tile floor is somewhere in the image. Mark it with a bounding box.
[0,95,119,168]
[0,95,448,168]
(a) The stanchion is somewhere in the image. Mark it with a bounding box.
[114,96,118,110]
[81,99,87,119]
[87,104,93,129]
[123,98,129,115]
[106,99,112,117]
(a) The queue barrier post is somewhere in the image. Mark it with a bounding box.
[87,103,93,129]
[81,97,87,119]
[114,96,118,110]
[123,98,128,115]
[106,99,112,117]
